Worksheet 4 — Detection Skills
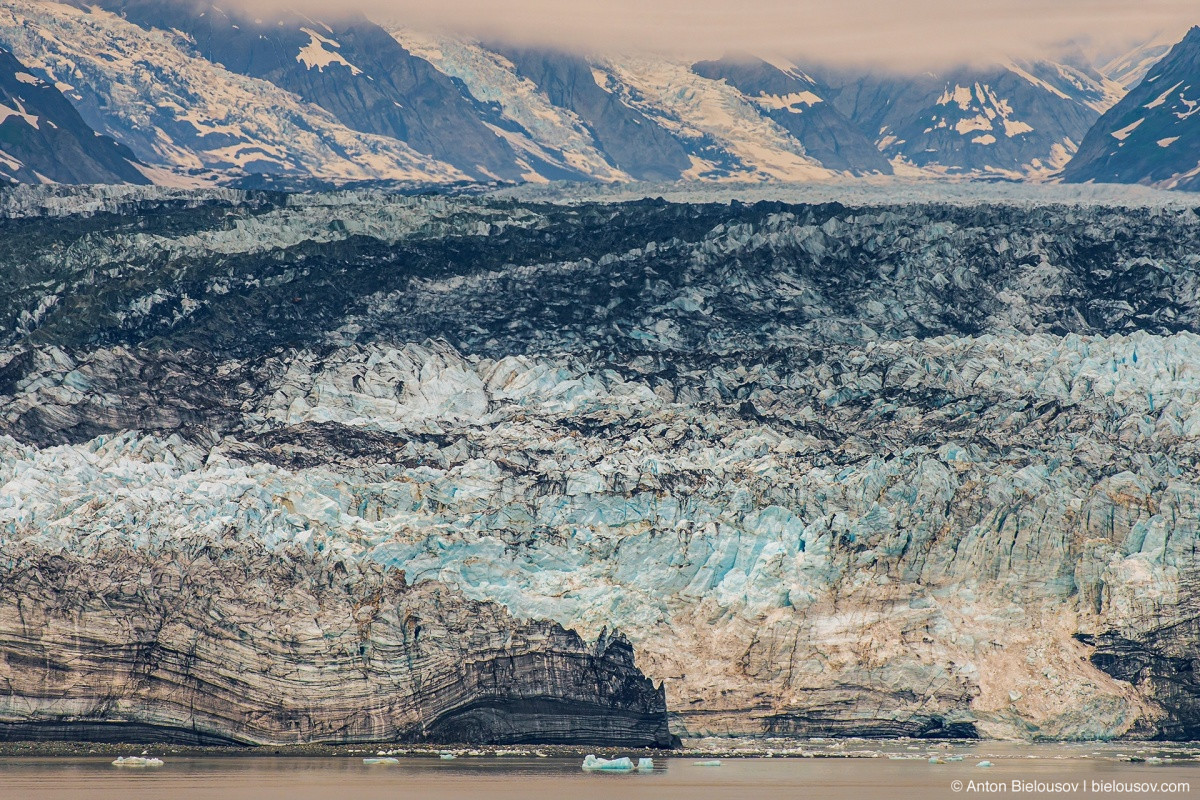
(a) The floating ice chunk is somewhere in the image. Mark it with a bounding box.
[439,753,457,760]
[362,757,399,765]
[582,754,635,772]
[637,757,654,772]
[947,755,965,762]
[694,760,722,766]
[977,760,994,768]
[112,756,164,767]
[929,756,945,764]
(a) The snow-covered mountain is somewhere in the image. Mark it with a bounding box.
[78,1,556,183]
[477,45,694,181]
[689,55,892,175]
[0,0,468,186]
[811,60,1124,178]
[0,46,146,184]
[1063,27,1200,191]
[0,1,1193,188]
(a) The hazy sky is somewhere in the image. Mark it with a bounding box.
[251,1,1195,66]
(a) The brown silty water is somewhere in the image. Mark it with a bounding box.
[1,742,1197,800]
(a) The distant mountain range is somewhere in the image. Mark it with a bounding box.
[0,1,1192,189]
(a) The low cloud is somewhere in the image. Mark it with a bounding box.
[245,0,1195,67]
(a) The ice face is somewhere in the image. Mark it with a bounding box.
[4,189,1200,741]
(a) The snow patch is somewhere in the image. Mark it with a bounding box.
[938,85,975,110]
[753,91,823,111]
[1145,81,1183,110]
[0,101,38,129]
[296,27,363,76]
[1003,119,1034,137]
[1110,118,1144,141]
[955,115,993,135]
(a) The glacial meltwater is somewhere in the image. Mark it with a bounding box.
[3,743,1198,800]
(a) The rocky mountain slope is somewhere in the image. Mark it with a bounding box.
[0,47,146,184]
[1063,27,1200,191]
[1,186,1199,742]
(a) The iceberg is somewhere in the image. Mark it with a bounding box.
[362,757,399,765]
[637,757,654,772]
[582,755,635,772]
[112,756,163,767]
[694,760,722,766]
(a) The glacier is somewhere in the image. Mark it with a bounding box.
[2,187,1200,743]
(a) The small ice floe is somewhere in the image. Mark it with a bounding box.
[946,755,965,762]
[694,760,722,767]
[439,752,457,760]
[112,756,164,767]
[637,758,654,772]
[582,755,635,772]
[534,751,549,758]
[976,761,994,768]
[362,757,399,765]
[929,756,945,764]
[1146,757,1163,765]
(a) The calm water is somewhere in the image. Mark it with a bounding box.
[3,743,1198,800]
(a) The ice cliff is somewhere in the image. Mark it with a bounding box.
[2,188,1199,742]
